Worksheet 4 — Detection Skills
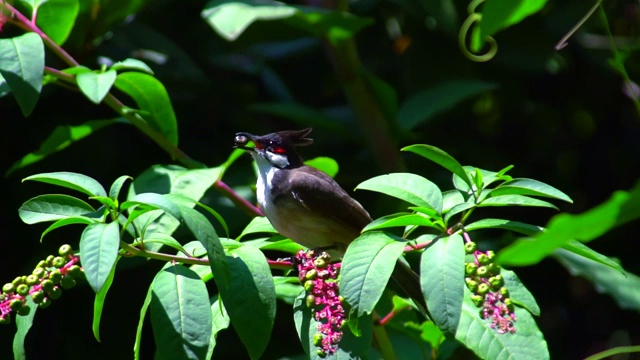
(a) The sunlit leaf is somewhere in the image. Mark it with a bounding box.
[0,33,44,116]
[19,194,96,224]
[77,70,117,104]
[23,171,107,197]
[356,173,443,212]
[79,222,120,293]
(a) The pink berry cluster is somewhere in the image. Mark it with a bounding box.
[0,244,83,324]
[296,250,345,358]
[463,240,516,334]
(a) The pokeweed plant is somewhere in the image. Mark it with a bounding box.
[5,144,639,359]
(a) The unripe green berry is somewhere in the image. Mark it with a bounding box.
[45,255,55,267]
[18,305,30,316]
[465,262,478,276]
[32,267,45,278]
[306,295,316,308]
[471,294,484,307]
[304,280,315,292]
[10,299,24,311]
[41,279,54,293]
[476,266,490,278]
[313,333,323,346]
[477,254,490,265]
[49,270,62,284]
[0,315,10,324]
[305,269,318,280]
[489,275,504,290]
[52,256,66,269]
[60,276,76,289]
[465,279,479,292]
[31,291,45,304]
[487,263,501,275]
[477,283,490,295]
[317,349,327,358]
[39,297,51,309]
[464,242,477,254]
[67,265,82,278]
[499,287,510,298]
[3,283,15,294]
[314,258,327,268]
[26,275,39,286]
[37,260,47,268]
[486,250,495,261]
[338,295,345,303]
[48,286,62,300]
[12,277,24,287]
[504,298,514,311]
[59,244,73,257]
[16,284,30,296]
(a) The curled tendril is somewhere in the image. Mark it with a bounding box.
[459,0,497,63]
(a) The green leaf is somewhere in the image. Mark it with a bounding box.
[498,189,640,267]
[23,171,108,197]
[36,0,80,45]
[237,216,277,241]
[76,70,117,104]
[109,175,132,200]
[6,119,117,176]
[294,291,373,359]
[489,178,573,203]
[114,72,178,145]
[134,282,154,360]
[93,256,120,342]
[501,269,540,316]
[40,216,95,242]
[553,249,640,312]
[13,297,37,360]
[465,218,543,236]
[122,193,182,220]
[403,144,473,188]
[479,195,558,210]
[246,237,303,254]
[304,156,339,178]
[363,213,439,232]
[202,0,297,41]
[0,33,44,116]
[560,241,625,275]
[479,0,548,40]
[273,276,303,304]
[208,299,230,358]
[395,80,498,130]
[341,231,407,317]
[110,58,154,74]
[455,287,549,359]
[286,8,374,44]
[79,222,120,293]
[219,245,276,359]
[19,194,96,224]
[139,234,188,256]
[420,234,465,334]
[444,202,476,223]
[151,265,212,360]
[356,173,443,212]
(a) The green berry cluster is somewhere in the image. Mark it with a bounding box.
[464,240,516,334]
[0,244,83,324]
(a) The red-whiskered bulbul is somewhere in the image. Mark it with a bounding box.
[234,128,426,313]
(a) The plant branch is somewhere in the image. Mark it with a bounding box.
[213,180,263,217]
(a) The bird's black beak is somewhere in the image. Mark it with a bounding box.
[234,132,258,151]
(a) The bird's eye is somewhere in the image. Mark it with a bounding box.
[234,135,248,146]
[271,146,286,154]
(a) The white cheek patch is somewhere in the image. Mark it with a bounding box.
[266,151,289,168]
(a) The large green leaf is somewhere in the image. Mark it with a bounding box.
[13,297,37,360]
[356,173,443,212]
[479,0,548,41]
[134,282,154,360]
[36,0,80,45]
[403,144,473,188]
[23,171,107,197]
[208,299,230,358]
[465,218,543,236]
[114,72,178,145]
[498,187,640,267]
[560,241,625,275]
[0,33,44,116]
[293,291,373,359]
[489,178,573,203]
[501,269,540,316]
[395,80,497,130]
[341,231,407,317]
[479,195,558,210]
[76,70,117,104]
[553,249,640,312]
[455,287,549,359]
[237,216,277,240]
[219,245,276,359]
[40,216,96,242]
[79,222,120,293]
[19,194,96,224]
[420,234,465,334]
[92,256,120,341]
[363,213,439,232]
[150,265,212,360]
[6,119,117,176]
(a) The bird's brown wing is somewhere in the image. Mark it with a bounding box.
[271,166,372,233]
